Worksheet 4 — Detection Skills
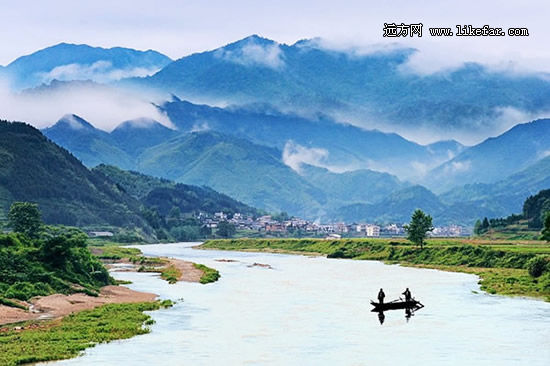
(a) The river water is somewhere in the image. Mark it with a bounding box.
[46,242,550,365]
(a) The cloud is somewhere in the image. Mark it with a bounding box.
[443,160,471,174]
[37,60,162,84]
[215,39,284,69]
[282,141,329,173]
[62,114,87,130]
[410,161,430,178]
[0,80,173,131]
[190,121,211,132]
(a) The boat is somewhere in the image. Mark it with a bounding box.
[370,298,424,312]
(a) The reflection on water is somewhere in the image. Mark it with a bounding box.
[43,242,550,366]
[374,305,422,325]
[371,294,424,325]
[378,311,385,325]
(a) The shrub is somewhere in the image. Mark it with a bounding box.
[4,282,52,300]
[527,256,549,278]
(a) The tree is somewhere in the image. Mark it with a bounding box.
[404,209,433,249]
[7,202,42,237]
[217,221,236,238]
[481,217,490,230]
[542,211,550,242]
[473,220,482,235]
[166,206,181,228]
[199,225,212,238]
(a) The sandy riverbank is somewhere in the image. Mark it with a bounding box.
[0,257,203,326]
[167,258,204,282]
[0,286,157,326]
[106,257,205,282]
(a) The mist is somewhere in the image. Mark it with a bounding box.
[0,80,173,131]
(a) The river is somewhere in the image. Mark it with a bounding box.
[45,242,550,365]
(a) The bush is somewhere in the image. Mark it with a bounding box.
[3,282,52,300]
[527,256,549,278]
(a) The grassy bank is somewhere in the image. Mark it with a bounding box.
[193,263,221,284]
[201,238,550,301]
[0,301,170,366]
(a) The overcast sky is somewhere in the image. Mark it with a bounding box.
[1,0,550,74]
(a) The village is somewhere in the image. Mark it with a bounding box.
[198,212,468,238]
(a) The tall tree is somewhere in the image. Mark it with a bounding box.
[7,202,42,238]
[217,221,236,238]
[473,220,482,235]
[542,212,550,242]
[404,209,433,249]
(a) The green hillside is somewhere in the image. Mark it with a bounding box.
[0,120,149,229]
[93,164,261,217]
[42,114,134,170]
[136,132,327,217]
[441,156,550,217]
[300,165,409,206]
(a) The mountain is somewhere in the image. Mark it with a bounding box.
[299,165,409,206]
[93,165,260,217]
[427,119,550,192]
[332,185,503,226]
[110,118,178,155]
[0,120,269,235]
[135,131,327,217]
[130,35,550,141]
[334,186,445,224]
[159,98,458,180]
[426,140,465,159]
[42,114,134,169]
[1,43,172,90]
[42,112,424,219]
[440,155,550,217]
[0,120,150,228]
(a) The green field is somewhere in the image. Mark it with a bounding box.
[201,238,550,301]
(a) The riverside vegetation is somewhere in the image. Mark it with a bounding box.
[201,238,550,301]
[0,301,172,366]
[0,203,173,365]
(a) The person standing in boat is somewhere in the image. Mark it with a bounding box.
[378,288,385,304]
[402,288,412,302]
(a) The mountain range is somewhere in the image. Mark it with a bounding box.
[0,43,171,90]
[126,35,550,142]
[2,37,550,227]
[41,111,550,225]
[427,119,550,193]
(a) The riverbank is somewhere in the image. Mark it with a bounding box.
[1,246,219,326]
[0,301,168,366]
[0,244,220,365]
[201,238,550,301]
[0,285,157,326]
[92,246,220,284]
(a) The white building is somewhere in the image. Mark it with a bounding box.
[365,224,380,237]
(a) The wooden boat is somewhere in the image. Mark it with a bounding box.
[370,298,423,311]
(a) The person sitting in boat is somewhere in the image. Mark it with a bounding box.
[378,288,385,304]
[402,288,412,302]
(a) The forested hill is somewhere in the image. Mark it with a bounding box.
[93,164,261,217]
[0,120,150,229]
[0,121,263,234]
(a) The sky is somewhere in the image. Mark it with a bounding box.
[1,0,550,74]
